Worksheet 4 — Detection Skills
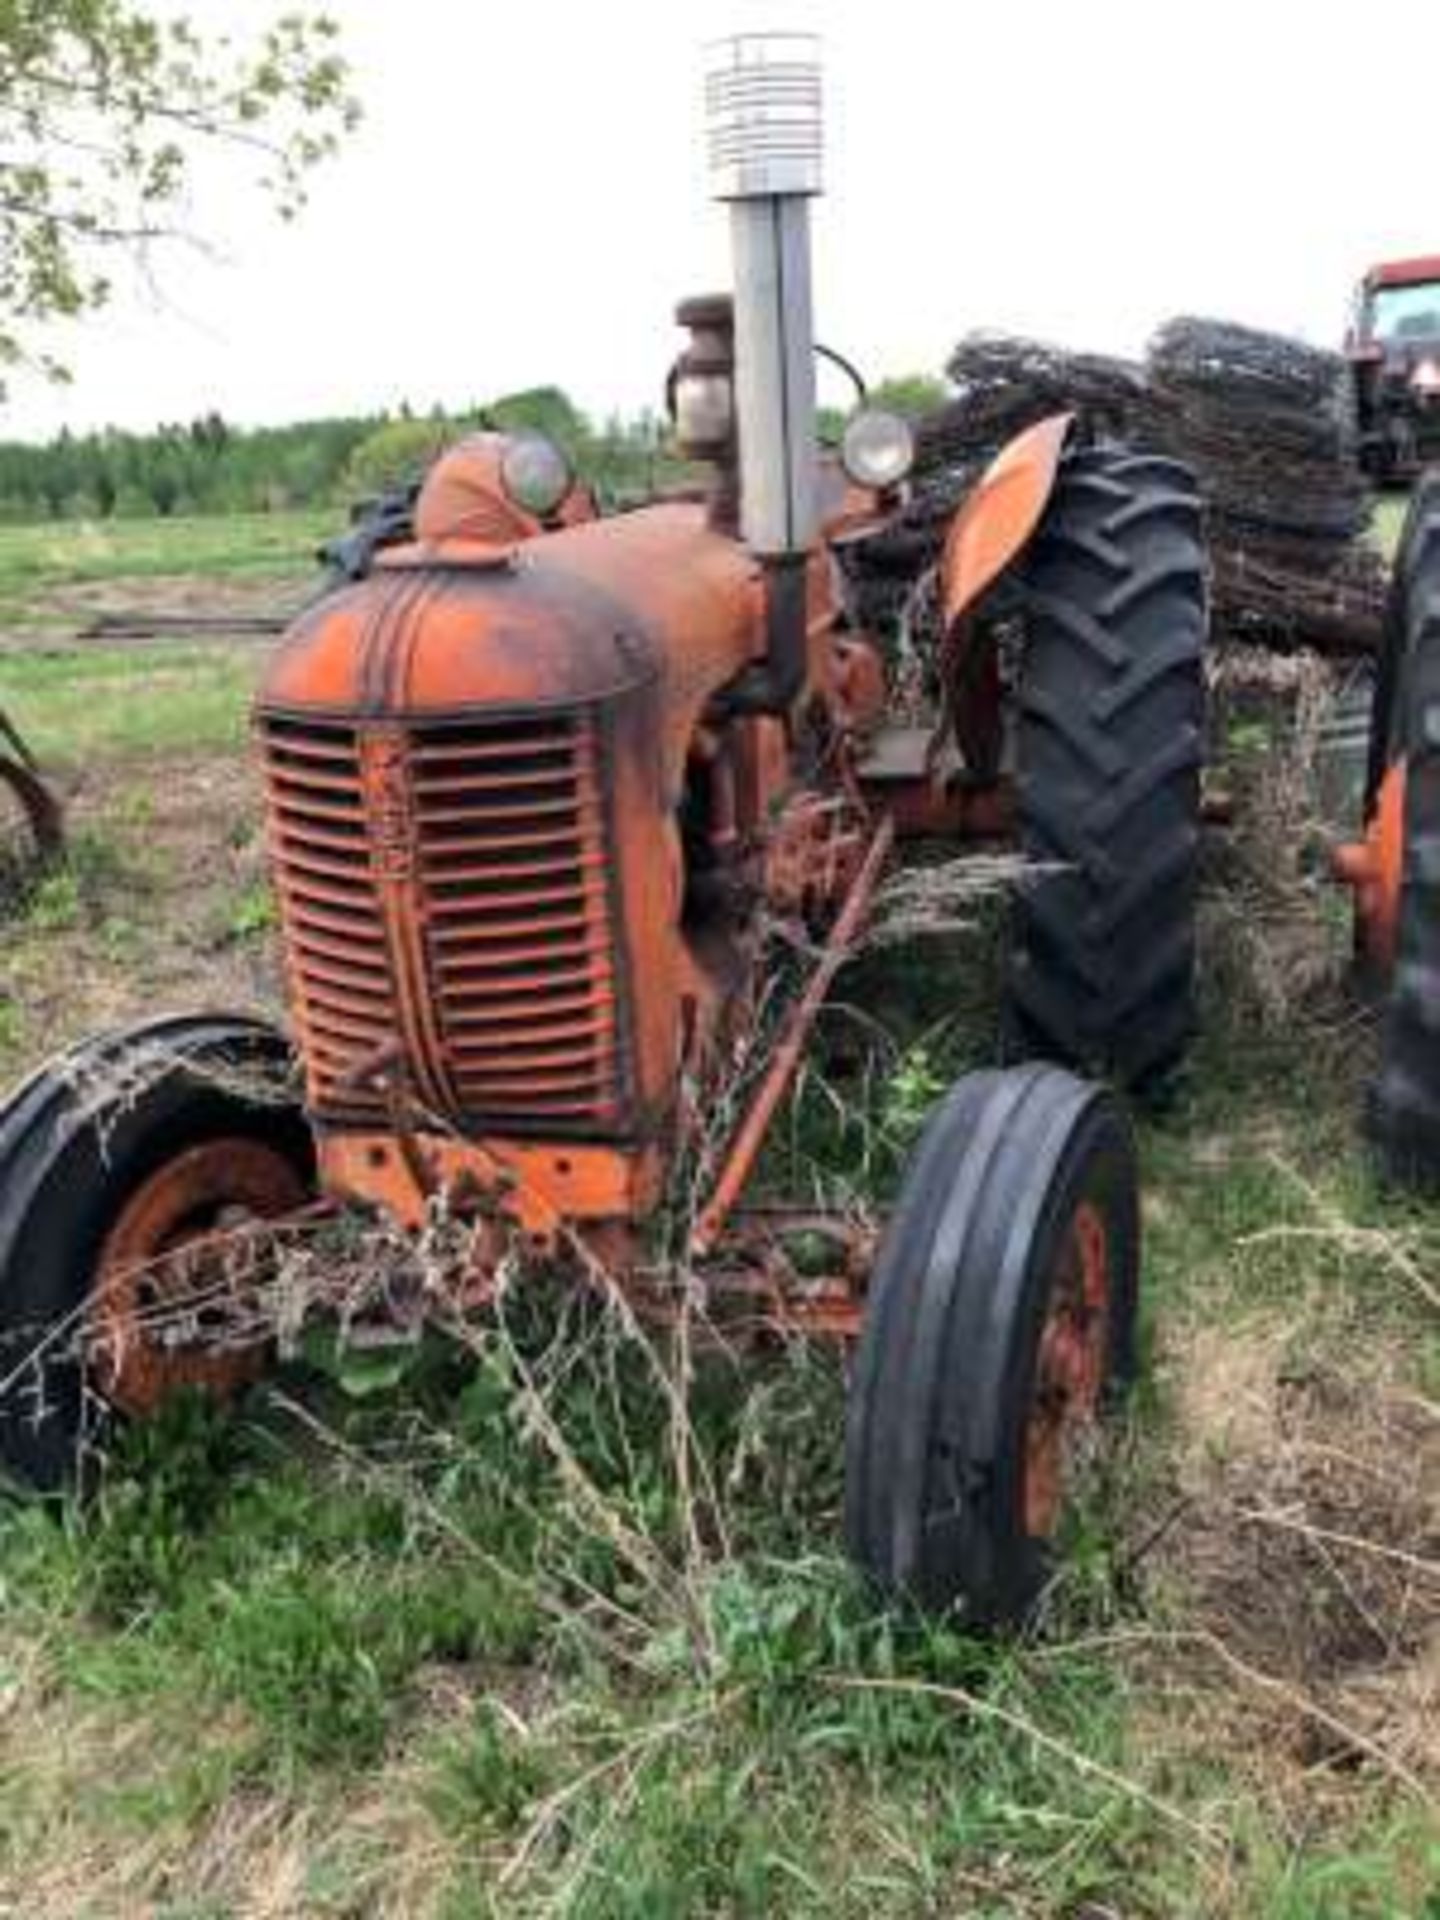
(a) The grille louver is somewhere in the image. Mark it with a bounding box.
[260,710,628,1134]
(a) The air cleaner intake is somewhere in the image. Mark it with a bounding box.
[705,31,822,202]
[704,31,822,564]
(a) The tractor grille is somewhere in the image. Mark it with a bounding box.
[260,711,628,1134]
[262,716,392,1121]
[411,716,624,1125]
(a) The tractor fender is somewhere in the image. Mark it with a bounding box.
[938,413,1073,632]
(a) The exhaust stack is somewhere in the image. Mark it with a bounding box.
[705,32,822,559]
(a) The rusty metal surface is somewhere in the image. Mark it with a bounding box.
[937,414,1072,636]
[0,707,63,864]
[254,396,1022,1312]
[91,1136,309,1417]
[1333,758,1405,974]
[690,817,895,1257]
[1023,1197,1111,1538]
[261,703,636,1137]
[257,489,803,1179]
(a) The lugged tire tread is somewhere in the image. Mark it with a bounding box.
[1369,482,1440,1185]
[1009,445,1207,1086]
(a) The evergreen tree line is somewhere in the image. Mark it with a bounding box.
[0,388,677,524]
[0,371,947,525]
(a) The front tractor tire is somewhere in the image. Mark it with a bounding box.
[0,1013,314,1490]
[844,1063,1139,1624]
[1010,446,1207,1087]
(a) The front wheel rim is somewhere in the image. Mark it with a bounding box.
[90,1137,307,1418]
[1022,1199,1111,1539]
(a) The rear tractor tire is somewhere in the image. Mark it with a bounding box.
[1009,446,1208,1088]
[0,1013,314,1489]
[1364,483,1440,1185]
[844,1062,1139,1623]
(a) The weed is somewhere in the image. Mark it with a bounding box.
[227,880,276,940]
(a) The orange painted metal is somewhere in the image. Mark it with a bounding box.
[860,766,1013,841]
[690,817,896,1258]
[1333,759,1406,974]
[827,634,888,736]
[405,431,596,553]
[259,499,772,1158]
[91,1138,308,1417]
[938,413,1072,636]
[1023,1197,1110,1538]
[321,1129,664,1237]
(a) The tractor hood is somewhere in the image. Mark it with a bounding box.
[261,503,763,795]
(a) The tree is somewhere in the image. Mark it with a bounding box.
[487,386,589,447]
[341,417,455,500]
[868,373,950,420]
[0,3,357,382]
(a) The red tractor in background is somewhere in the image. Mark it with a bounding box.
[1347,256,1440,483]
[0,36,1208,1623]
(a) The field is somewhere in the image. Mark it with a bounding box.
[0,513,1436,1918]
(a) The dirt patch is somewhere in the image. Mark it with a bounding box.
[1145,1313,1440,1784]
[45,576,303,622]
[3,750,282,1077]
[0,574,310,654]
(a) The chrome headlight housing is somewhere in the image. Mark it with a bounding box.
[841,408,915,491]
[674,372,735,452]
[500,433,574,518]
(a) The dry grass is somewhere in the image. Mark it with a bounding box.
[1144,1295,1438,1798]
[1199,646,1358,1033]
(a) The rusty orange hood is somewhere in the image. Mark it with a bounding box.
[261,503,763,792]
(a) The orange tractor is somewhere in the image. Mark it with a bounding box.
[0,36,1207,1622]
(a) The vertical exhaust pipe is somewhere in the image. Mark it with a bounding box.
[705,32,822,710]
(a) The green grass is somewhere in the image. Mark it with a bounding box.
[0,506,1435,1916]
[1372,493,1408,560]
[3,641,262,761]
[0,507,329,608]
[0,970,1432,1915]
[0,509,324,764]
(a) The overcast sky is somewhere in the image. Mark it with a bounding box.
[7,0,1440,440]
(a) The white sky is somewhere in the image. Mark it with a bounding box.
[7,0,1440,440]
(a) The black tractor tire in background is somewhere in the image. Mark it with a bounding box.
[1367,482,1440,1186]
[844,1063,1139,1624]
[1364,471,1440,813]
[1009,445,1208,1088]
[0,1013,313,1490]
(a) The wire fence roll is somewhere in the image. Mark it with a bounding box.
[843,316,1387,655]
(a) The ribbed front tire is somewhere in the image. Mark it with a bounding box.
[1009,446,1208,1087]
[844,1063,1139,1623]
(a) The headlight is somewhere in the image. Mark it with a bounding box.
[500,433,574,518]
[674,372,734,451]
[841,409,915,491]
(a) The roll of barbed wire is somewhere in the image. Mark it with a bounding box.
[839,316,1386,655]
